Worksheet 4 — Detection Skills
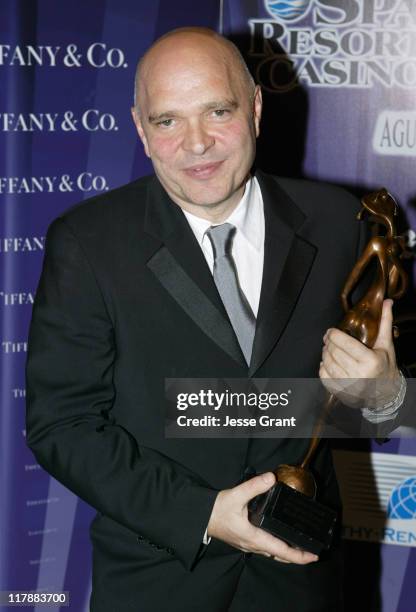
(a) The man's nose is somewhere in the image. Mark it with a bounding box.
[182,120,215,155]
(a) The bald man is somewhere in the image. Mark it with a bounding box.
[26,28,404,611]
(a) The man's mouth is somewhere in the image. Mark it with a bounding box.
[183,161,224,180]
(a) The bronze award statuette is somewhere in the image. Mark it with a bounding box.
[248,188,408,555]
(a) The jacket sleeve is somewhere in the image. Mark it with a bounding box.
[25,216,217,571]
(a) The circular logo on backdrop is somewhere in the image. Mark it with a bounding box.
[264,0,311,22]
[387,477,416,519]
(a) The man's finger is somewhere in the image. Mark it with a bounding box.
[252,528,318,564]
[322,343,355,376]
[234,472,276,506]
[323,328,369,362]
[373,299,394,352]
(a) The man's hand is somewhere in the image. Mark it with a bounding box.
[206,472,318,564]
[319,299,401,408]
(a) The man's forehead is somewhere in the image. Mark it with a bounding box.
[140,52,240,109]
[143,47,231,84]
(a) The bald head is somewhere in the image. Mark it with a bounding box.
[133,27,255,111]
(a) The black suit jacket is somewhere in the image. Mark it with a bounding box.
[26,171,372,611]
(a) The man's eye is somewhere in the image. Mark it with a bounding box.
[157,119,174,127]
[212,109,229,118]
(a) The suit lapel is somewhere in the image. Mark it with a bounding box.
[143,177,246,368]
[249,172,317,376]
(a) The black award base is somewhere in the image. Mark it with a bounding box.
[248,481,337,555]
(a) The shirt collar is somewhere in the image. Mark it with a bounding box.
[182,176,263,252]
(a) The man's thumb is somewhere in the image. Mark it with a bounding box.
[373,299,394,351]
[237,472,276,504]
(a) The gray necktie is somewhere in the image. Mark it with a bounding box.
[207,223,256,365]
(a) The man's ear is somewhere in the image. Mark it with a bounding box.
[131,107,150,158]
[253,85,262,138]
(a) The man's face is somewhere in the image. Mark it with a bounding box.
[132,37,262,215]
